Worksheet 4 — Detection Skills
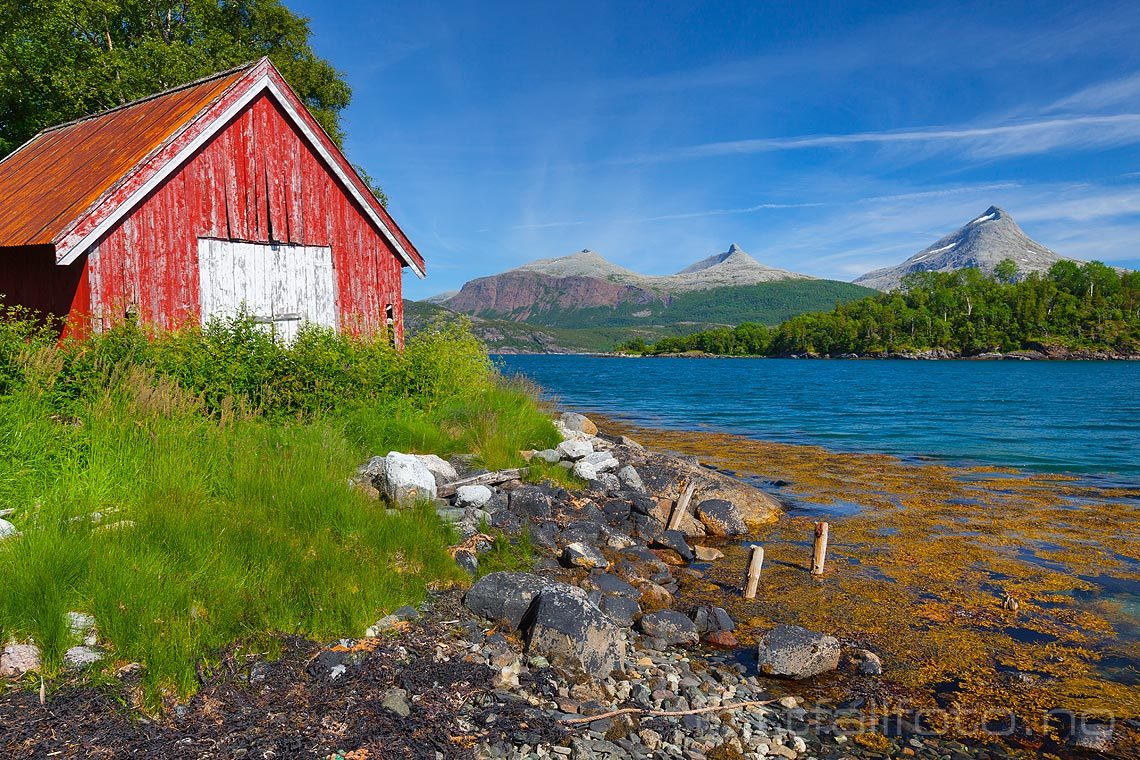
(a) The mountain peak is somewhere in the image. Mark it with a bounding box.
[854,206,1072,291]
[727,243,743,254]
[514,250,639,280]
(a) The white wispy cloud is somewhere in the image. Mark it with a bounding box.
[621,202,823,224]
[1046,73,1140,113]
[635,114,1140,164]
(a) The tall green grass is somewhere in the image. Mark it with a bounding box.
[0,310,559,703]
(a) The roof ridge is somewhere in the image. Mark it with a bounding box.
[37,58,264,136]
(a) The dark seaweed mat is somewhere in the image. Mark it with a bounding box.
[0,597,565,759]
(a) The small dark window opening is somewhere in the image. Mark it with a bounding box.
[385,304,396,347]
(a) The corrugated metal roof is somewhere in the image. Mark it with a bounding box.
[0,64,253,248]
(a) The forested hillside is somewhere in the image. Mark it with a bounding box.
[623,260,1140,357]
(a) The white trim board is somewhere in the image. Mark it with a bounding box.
[56,76,426,279]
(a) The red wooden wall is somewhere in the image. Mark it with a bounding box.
[78,92,404,341]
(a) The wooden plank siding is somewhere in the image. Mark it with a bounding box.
[80,93,405,342]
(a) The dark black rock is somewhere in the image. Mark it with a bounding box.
[652,530,694,562]
[509,486,554,519]
[525,585,626,678]
[694,498,747,537]
[464,572,558,629]
[599,594,640,627]
[637,611,699,646]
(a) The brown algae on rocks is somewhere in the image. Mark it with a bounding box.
[599,416,1140,747]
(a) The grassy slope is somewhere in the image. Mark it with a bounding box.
[409,280,877,352]
[0,315,558,704]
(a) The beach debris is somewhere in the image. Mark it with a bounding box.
[436,468,526,498]
[666,481,697,531]
[1002,594,1020,612]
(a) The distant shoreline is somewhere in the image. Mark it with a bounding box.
[495,349,1140,360]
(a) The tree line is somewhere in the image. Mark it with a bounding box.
[617,260,1140,357]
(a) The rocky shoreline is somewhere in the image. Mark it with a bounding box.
[0,413,1118,758]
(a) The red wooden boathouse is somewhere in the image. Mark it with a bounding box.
[0,57,424,343]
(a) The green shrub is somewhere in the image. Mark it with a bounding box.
[0,311,559,705]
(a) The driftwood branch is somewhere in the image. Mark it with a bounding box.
[559,698,777,725]
[437,468,527,498]
[666,481,697,531]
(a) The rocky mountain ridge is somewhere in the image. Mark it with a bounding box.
[854,206,1072,291]
[437,244,817,322]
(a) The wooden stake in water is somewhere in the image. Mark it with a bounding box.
[810,521,829,575]
[744,545,765,599]
[667,481,697,531]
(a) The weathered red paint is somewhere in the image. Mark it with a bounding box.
[0,58,422,343]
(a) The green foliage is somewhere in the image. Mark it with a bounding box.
[628,263,1140,357]
[0,313,559,703]
[0,0,351,155]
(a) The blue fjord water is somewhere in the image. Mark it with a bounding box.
[497,355,1140,477]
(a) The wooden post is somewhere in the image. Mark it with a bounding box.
[743,545,765,599]
[667,481,697,531]
[810,521,828,576]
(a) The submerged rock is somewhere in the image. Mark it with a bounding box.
[756,624,841,679]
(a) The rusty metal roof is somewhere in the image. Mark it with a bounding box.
[0,64,253,248]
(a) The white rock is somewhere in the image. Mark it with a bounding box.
[379,452,438,504]
[791,736,807,753]
[0,644,41,678]
[582,451,620,472]
[572,460,599,481]
[455,484,493,509]
[556,438,593,461]
[0,518,19,540]
[415,454,458,486]
[64,646,104,668]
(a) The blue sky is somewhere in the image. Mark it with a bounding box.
[289,0,1140,299]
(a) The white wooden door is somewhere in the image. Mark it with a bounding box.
[198,239,336,341]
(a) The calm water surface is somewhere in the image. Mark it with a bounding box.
[498,355,1140,477]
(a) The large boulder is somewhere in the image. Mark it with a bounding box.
[375,452,437,504]
[638,611,699,646]
[415,454,459,488]
[464,572,557,629]
[695,499,747,536]
[559,412,598,436]
[526,585,626,678]
[756,624,841,679]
